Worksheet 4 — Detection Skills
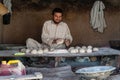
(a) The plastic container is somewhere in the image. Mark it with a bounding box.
[7,60,26,75]
[0,61,12,76]
[0,72,43,80]
[0,60,43,80]
[0,60,26,76]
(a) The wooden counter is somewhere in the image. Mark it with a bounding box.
[0,47,119,67]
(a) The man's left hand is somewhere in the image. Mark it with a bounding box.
[64,39,70,47]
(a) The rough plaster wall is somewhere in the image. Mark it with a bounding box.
[3,10,50,44]
[66,11,120,46]
[1,0,120,46]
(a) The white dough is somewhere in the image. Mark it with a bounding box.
[26,49,31,53]
[82,46,87,49]
[68,47,74,52]
[79,49,85,53]
[70,49,76,53]
[37,49,43,54]
[31,49,37,54]
[86,49,92,53]
[93,47,99,51]
[87,45,93,49]
[43,48,49,53]
[75,46,81,49]
[75,49,79,53]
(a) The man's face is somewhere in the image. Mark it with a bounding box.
[53,12,62,24]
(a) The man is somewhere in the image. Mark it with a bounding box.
[26,8,73,49]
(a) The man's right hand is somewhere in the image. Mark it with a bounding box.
[52,39,57,44]
[52,38,64,44]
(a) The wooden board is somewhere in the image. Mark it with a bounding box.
[0,47,120,57]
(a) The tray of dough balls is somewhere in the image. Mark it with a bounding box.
[68,45,99,54]
[67,46,118,56]
[23,48,69,55]
[22,45,99,55]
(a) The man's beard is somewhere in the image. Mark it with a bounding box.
[53,20,61,24]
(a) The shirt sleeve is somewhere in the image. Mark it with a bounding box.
[41,21,53,46]
[65,24,73,43]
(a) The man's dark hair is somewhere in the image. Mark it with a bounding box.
[52,8,63,15]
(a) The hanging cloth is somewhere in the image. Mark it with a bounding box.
[90,1,107,33]
[3,0,12,13]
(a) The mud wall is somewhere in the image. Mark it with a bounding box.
[1,0,120,46]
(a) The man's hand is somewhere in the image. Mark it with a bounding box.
[64,39,71,47]
[56,38,64,44]
[52,38,64,44]
[52,38,71,46]
[52,39,57,44]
